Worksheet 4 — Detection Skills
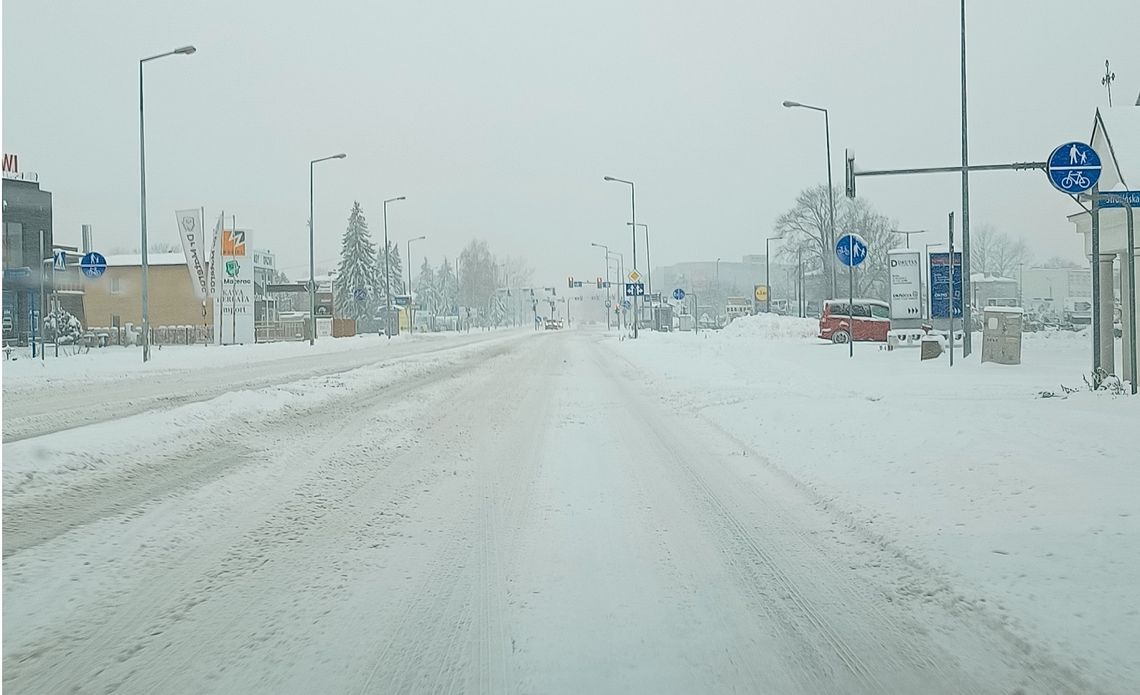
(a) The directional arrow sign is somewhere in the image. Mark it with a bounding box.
[672,288,685,301]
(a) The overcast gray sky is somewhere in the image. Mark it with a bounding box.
[4,0,1137,284]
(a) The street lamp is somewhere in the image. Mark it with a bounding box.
[765,235,784,314]
[626,222,652,327]
[407,235,426,335]
[139,44,196,363]
[308,152,347,346]
[382,196,406,339]
[604,176,638,338]
[890,229,929,249]
[591,242,612,330]
[783,99,837,299]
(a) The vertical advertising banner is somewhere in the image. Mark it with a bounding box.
[887,250,922,320]
[212,227,256,344]
[929,252,963,320]
[175,209,209,299]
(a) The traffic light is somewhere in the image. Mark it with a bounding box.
[845,148,856,199]
[596,277,603,289]
[568,276,575,289]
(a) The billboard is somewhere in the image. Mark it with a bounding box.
[887,250,922,320]
[929,252,963,320]
[213,228,256,344]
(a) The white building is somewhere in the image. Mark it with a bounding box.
[1067,108,1139,385]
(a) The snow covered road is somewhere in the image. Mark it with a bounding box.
[2,328,1108,693]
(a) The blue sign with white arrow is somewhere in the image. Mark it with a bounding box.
[1047,142,1101,194]
[835,233,868,267]
[622,299,632,310]
[352,288,367,302]
[625,282,644,297]
[672,288,685,301]
[80,251,107,279]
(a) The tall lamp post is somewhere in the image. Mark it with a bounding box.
[308,153,346,346]
[382,196,406,338]
[140,44,196,363]
[407,235,426,334]
[591,242,612,330]
[783,100,837,299]
[604,176,638,338]
[765,235,783,313]
[627,222,651,328]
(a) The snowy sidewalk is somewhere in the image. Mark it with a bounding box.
[604,315,1140,693]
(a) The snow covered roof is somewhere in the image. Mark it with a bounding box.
[1089,107,1139,192]
[104,253,188,267]
[971,273,1017,283]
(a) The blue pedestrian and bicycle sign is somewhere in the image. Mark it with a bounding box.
[929,252,963,319]
[52,250,68,271]
[625,282,645,297]
[835,233,868,267]
[80,251,107,279]
[1047,142,1101,194]
[672,288,685,301]
[352,288,367,302]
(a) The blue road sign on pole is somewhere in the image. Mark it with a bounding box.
[1096,190,1140,208]
[52,250,68,271]
[1047,142,1101,194]
[929,252,963,319]
[624,282,644,297]
[352,288,367,302]
[835,233,868,267]
[622,299,632,310]
[672,288,685,301]
[79,251,107,278]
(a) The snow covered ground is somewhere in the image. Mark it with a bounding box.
[2,320,1136,693]
[606,315,1139,692]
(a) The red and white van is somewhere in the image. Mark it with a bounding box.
[818,299,891,343]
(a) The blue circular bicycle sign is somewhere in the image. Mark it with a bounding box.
[80,251,107,278]
[1047,142,1101,194]
[835,233,868,268]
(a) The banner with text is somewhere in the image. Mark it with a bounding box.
[887,249,922,320]
[175,209,209,298]
[212,227,256,345]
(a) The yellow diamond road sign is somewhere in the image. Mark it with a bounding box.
[627,270,641,283]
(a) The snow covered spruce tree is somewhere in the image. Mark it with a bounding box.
[333,201,380,322]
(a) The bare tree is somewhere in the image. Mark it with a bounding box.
[775,185,896,301]
[970,223,1031,278]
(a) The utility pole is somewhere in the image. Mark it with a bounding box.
[960,0,973,358]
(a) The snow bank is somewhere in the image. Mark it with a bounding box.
[718,313,819,341]
[1,330,490,391]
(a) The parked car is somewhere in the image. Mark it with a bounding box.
[818,299,891,343]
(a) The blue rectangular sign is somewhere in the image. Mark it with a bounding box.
[1097,190,1140,208]
[929,252,962,319]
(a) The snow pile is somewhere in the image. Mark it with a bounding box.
[719,313,819,341]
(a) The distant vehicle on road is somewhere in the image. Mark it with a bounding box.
[1062,298,1092,330]
[818,299,890,344]
[544,318,562,330]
